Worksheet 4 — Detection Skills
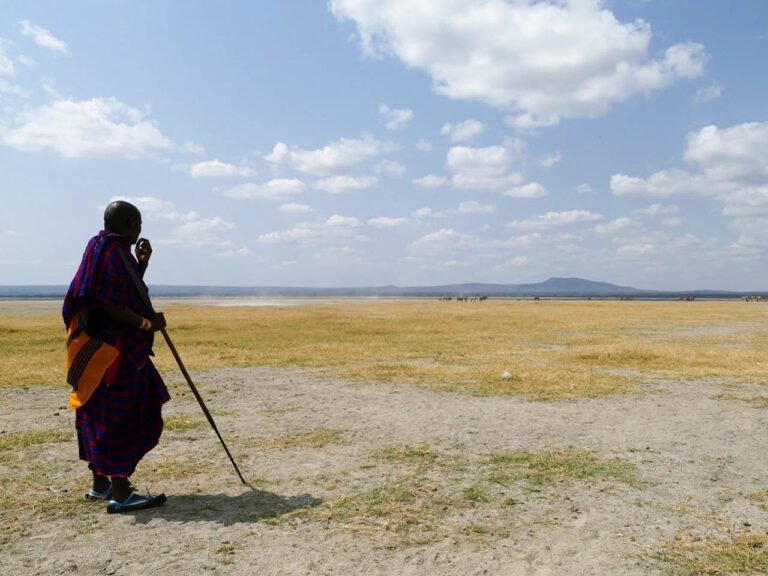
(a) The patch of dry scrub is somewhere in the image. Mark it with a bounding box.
[287,444,640,548]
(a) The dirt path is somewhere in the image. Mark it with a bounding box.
[2,367,767,575]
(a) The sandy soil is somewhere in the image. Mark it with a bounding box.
[2,367,767,575]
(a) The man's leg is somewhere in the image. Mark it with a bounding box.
[90,463,110,493]
[111,476,133,502]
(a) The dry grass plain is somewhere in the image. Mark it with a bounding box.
[5,298,768,397]
[2,298,768,574]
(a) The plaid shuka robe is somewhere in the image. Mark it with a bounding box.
[63,231,170,477]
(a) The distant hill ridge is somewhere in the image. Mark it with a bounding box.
[0,277,749,298]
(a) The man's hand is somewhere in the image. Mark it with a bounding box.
[150,312,166,332]
[136,238,153,266]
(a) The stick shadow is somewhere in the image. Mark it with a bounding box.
[129,488,322,525]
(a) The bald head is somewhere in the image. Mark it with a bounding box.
[104,200,142,243]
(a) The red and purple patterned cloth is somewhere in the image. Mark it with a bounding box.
[64,231,170,477]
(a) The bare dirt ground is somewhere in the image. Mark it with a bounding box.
[2,366,767,575]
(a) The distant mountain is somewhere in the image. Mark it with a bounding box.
[0,277,748,299]
[515,277,644,295]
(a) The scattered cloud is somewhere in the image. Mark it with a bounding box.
[314,175,378,193]
[498,256,529,268]
[415,139,432,152]
[330,0,706,124]
[1,97,172,158]
[180,140,205,155]
[375,159,406,177]
[190,159,255,179]
[0,39,16,76]
[508,209,603,231]
[19,20,70,55]
[107,196,236,248]
[412,206,445,219]
[265,133,394,175]
[446,144,522,190]
[16,54,36,67]
[379,104,413,130]
[616,243,655,257]
[222,178,306,200]
[279,203,315,214]
[456,201,496,214]
[409,228,478,253]
[576,183,595,194]
[167,216,236,248]
[594,217,634,234]
[413,174,447,188]
[214,247,252,259]
[0,79,27,97]
[258,214,365,245]
[506,113,560,130]
[368,216,407,228]
[635,203,678,217]
[441,119,485,142]
[611,122,768,217]
[538,151,561,168]
[695,83,723,103]
[502,182,548,198]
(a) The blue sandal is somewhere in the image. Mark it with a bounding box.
[106,490,167,514]
[85,484,112,501]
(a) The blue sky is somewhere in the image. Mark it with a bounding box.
[0,1,766,290]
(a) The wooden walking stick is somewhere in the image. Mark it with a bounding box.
[119,250,248,485]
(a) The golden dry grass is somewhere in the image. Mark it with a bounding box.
[2,299,767,399]
[659,532,768,575]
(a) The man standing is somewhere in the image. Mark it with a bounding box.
[63,200,170,513]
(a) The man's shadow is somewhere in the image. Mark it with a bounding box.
[129,488,322,525]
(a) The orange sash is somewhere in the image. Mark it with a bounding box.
[66,313,119,410]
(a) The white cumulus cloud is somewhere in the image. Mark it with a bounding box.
[441,119,485,142]
[502,182,548,199]
[412,207,445,219]
[446,144,522,190]
[222,178,306,200]
[368,216,407,229]
[330,0,706,124]
[410,228,478,253]
[375,159,406,177]
[20,20,70,55]
[190,159,255,179]
[695,83,723,103]
[379,104,414,130]
[107,196,236,248]
[508,209,603,231]
[538,151,562,168]
[258,214,365,245]
[214,247,252,259]
[594,217,634,234]
[413,174,447,188]
[456,201,496,214]
[611,122,768,217]
[1,98,172,158]
[314,175,378,193]
[265,133,394,176]
[279,203,315,214]
[0,39,16,76]
[635,203,678,217]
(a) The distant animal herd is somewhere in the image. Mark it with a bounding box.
[437,295,766,302]
[439,296,488,302]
